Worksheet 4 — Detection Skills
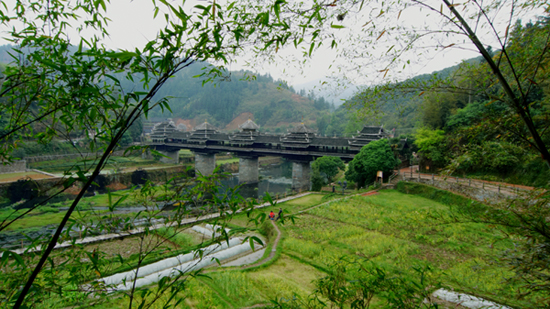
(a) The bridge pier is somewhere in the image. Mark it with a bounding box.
[158,150,179,164]
[141,148,154,160]
[291,161,312,191]
[238,156,259,184]
[194,152,216,176]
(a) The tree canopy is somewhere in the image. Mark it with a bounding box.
[345,139,400,188]
[0,0,273,307]
[311,156,345,183]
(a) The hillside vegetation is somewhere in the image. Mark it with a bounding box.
[147,63,333,131]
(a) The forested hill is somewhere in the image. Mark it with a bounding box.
[341,55,485,135]
[0,45,332,133]
[147,63,332,131]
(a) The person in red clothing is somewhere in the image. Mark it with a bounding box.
[269,211,275,220]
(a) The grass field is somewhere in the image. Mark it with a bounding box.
[0,171,53,182]
[216,158,239,165]
[15,188,544,308]
[169,190,542,308]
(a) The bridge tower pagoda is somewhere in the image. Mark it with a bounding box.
[231,119,261,184]
[149,120,179,163]
[190,121,219,176]
[281,123,317,191]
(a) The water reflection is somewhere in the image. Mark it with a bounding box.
[0,161,294,250]
[220,160,293,199]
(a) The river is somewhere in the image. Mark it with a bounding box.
[0,161,294,250]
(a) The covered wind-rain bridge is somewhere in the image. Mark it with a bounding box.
[148,119,389,191]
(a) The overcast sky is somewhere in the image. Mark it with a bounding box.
[1,0,541,88]
[97,1,480,86]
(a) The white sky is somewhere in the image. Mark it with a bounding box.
[0,0,541,87]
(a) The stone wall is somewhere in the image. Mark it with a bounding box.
[0,166,187,200]
[0,161,26,174]
[402,176,512,205]
[24,148,131,163]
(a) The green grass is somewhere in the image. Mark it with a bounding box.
[0,207,66,231]
[215,158,239,165]
[274,190,538,307]
[0,172,50,181]
[227,193,327,228]
[155,227,196,247]
[43,185,176,210]
[30,186,543,308]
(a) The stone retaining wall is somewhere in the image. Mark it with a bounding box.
[0,165,187,199]
[24,149,131,163]
[403,177,512,205]
[0,161,26,174]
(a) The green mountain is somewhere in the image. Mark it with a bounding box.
[0,45,331,133]
[148,63,332,132]
[341,56,486,136]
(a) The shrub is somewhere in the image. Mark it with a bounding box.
[345,139,400,188]
[7,179,39,203]
[87,174,110,193]
[131,168,149,185]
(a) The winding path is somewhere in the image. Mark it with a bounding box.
[241,220,281,269]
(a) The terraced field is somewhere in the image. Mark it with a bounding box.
[8,188,543,308]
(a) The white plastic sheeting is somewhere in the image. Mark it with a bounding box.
[114,240,262,290]
[432,289,511,309]
[100,238,241,286]
[205,224,230,234]
[192,225,220,238]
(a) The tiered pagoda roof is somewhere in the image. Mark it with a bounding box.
[348,126,388,150]
[150,120,176,142]
[280,123,316,148]
[188,121,219,144]
[229,119,260,145]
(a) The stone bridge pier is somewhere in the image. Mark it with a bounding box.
[158,149,179,164]
[194,151,216,176]
[238,156,259,184]
[291,160,312,192]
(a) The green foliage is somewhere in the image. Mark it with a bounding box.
[6,179,39,204]
[422,91,467,129]
[414,128,448,168]
[131,169,149,185]
[311,168,324,192]
[447,141,526,174]
[311,156,345,183]
[308,259,439,309]
[345,139,400,187]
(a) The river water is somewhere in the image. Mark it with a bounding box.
[0,161,294,250]
[221,160,293,199]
